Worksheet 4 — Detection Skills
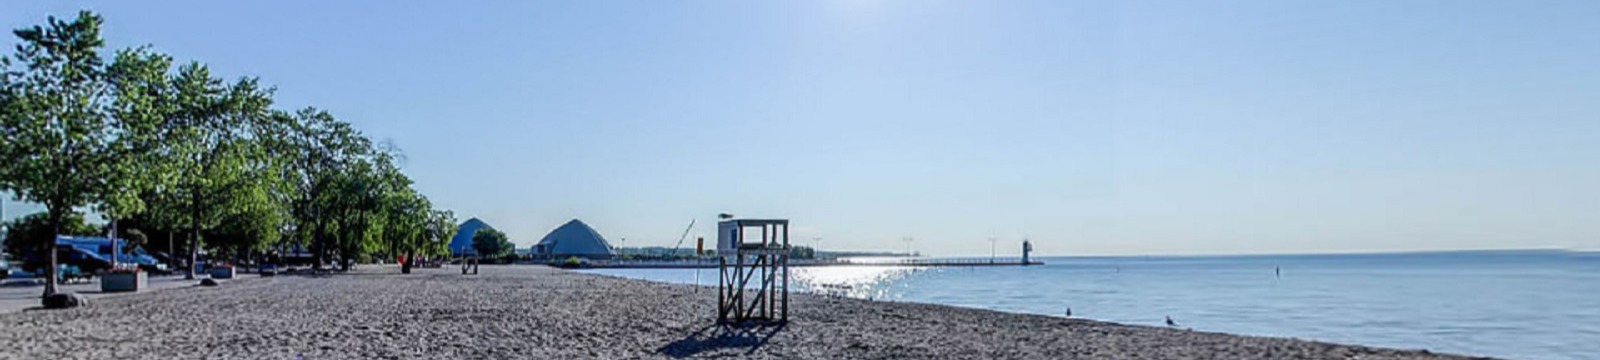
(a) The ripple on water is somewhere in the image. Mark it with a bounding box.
[582,252,1595,360]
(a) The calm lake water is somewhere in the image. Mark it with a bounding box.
[582,251,1600,360]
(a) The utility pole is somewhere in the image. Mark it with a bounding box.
[108,217,117,268]
[1,196,7,241]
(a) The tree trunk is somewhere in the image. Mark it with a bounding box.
[312,218,326,271]
[187,191,201,280]
[167,231,174,269]
[401,247,414,274]
[340,249,352,271]
[41,207,62,297]
[186,226,200,280]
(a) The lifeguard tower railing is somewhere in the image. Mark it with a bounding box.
[716,219,790,324]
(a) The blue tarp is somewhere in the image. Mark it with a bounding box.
[55,236,160,267]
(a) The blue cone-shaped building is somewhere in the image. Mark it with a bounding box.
[449,218,492,256]
[533,219,614,259]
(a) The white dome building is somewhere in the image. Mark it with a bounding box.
[532,219,614,259]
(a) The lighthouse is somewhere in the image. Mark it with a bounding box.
[1022,239,1033,265]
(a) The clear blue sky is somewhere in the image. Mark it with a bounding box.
[4,1,1597,255]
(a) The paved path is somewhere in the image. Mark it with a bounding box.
[0,274,239,313]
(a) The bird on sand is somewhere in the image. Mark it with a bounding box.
[1064,308,1072,317]
[1165,316,1178,327]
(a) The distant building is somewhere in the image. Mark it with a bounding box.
[532,219,614,259]
[449,218,493,256]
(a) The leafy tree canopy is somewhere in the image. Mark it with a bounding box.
[472,228,513,258]
[2,10,459,280]
[2,211,99,258]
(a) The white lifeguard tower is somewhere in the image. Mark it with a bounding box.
[715,217,791,324]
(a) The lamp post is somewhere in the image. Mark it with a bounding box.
[108,217,117,268]
[1,196,7,247]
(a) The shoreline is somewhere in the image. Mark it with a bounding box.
[0,265,1490,359]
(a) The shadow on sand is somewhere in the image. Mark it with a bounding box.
[656,323,786,358]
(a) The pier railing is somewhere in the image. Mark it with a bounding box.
[581,256,1041,269]
[835,257,1041,267]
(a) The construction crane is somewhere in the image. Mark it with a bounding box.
[669,219,696,257]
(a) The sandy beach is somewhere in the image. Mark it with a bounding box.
[0,265,1489,359]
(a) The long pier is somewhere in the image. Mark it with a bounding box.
[571,257,1043,269]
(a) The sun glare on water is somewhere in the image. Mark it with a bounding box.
[789,266,924,300]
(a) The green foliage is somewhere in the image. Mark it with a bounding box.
[384,185,457,273]
[103,46,176,219]
[205,177,285,258]
[0,11,128,294]
[789,245,815,260]
[2,211,98,258]
[152,62,289,277]
[120,228,148,252]
[322,151,405,270]
[275,107,385,270]
[2,10,456,278]
[424,210,459,257]
[471,227,513,259]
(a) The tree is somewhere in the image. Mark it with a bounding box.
[383,186,427,274]
[119,228,148,255]
[6,11,453,280]
[105,45,181,262]
[203,166,287,263]
[321,151,396,270]
[0,11,123,295]
[789,245,815,260]
[275,108,372,270]
[157,63,277,279]
[2,211,99,268]
[471,227,512,260]
[389,205,459,273]
[424,209,458,258]
[101,46,177,232]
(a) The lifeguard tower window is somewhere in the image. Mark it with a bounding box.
[717,219,790,253]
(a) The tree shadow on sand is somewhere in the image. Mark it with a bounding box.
[656,323,786,358]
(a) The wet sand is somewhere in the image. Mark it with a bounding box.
[0,265,1490,359]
